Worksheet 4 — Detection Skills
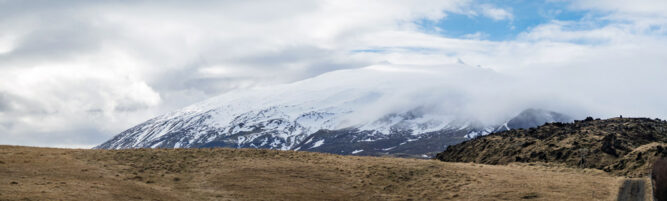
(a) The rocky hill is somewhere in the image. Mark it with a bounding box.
[436,117,667,177]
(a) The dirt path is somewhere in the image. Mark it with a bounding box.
[617,179,646,201]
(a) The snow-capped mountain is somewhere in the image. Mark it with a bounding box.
[96,64,573,157]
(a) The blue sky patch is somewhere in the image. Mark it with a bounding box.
[419,0,598,41]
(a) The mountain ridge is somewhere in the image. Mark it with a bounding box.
[96,65,575,157]
[97,106,572,157]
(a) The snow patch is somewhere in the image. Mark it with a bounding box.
[382,146,395,151]
[310,139,325,149]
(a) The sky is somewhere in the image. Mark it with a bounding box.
[1,0,666,148]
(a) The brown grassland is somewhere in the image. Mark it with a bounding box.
[0,145,647,201]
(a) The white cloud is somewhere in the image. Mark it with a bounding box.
[564,0,667,33]
[566,0,667,16]
[479,4,514,21]
[462,32,490,40]
[0,0,472,147]
[0,34,17,54]
[0,0,666,148]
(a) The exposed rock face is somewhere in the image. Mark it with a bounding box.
[436,117,667,177]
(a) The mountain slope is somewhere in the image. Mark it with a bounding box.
[436,117,667,177]
[97,65,573,157]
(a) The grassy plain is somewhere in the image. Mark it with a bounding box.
[0,145,630,201]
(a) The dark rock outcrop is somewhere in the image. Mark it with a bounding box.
[436,117,667,177]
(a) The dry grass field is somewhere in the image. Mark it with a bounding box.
[0,145,640,201]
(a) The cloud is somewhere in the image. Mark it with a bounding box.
[0,92,13,112]
[0,0,665,148]
[479,4,514,21]
[565,0,667,16]
[0,0,472,147]
[563,0,667,33]
[462,32,490,40]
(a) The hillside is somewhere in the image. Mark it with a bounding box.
[0,145,628,201]
[436,117,667,177]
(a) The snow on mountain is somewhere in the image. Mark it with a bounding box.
[96,64,572,157]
